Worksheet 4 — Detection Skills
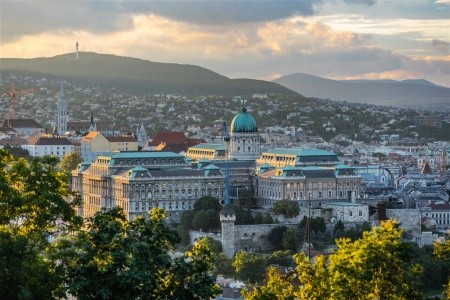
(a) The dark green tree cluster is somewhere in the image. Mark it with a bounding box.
[0,150,220,300]
[232,250,294,284]
[272,199,299,218]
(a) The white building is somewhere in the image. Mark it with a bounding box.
[24,135,74,158]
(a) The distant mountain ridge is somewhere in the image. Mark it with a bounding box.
[0,52,296,96]
[273,73,449,110]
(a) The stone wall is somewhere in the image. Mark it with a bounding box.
[189,231,221,245]
[233,223,297,252]
[386,209,421,234]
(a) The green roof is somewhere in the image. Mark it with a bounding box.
[112,151,183,159]
[189,143,227,150]
[327,202,366,206]
[231,107,257,133]
[263,148,335,157]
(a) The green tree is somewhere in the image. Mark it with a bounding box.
[434,239,450,298]
[63,207,220,299]
[233,251,267,284]
[0,150,82,299]
[272,199,299,218]
[282,228,300,252]
[268,226,288,250]
[234,206,254,225]
[263,212,274,224]
[59,151,82,175]
[200,237,222,254]
[192,209,220,231]
[213,252,235,277]
[244,220,424,300]
[194,196,222,212]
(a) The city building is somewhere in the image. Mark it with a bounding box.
[72,151,225,221]
[23,135,74,158]
[256,164,361,209]
[256,148,340,168]
[228,107,260,160]
[186,143,227,160]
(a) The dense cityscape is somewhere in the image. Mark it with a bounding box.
[1,0,449,298]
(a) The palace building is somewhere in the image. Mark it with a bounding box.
[72,151,225,221]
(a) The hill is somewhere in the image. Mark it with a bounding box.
[0,52,296,96]
[273,73,450,110]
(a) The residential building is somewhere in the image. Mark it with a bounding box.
[23,135,74,158]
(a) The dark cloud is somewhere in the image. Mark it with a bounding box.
[0,0,322,43]
[431,39,450,54]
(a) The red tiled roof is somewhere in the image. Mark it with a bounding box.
[27,136,73,146]
[0,138,26,146]
[106,136,137,143]
[427,202,450,210]
[148,131,189,146]
[0,119,44,129]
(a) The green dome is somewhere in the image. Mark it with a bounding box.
[231,107,257,133]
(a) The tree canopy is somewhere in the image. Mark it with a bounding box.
[244,220,424,300]
[61,207,220,300]
[0,150,82,299]
[272,199,299,218]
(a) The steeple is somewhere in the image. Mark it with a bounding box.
[56,81,68,136]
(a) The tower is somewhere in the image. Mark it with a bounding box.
[76,41,79,60]
[228,106,260,160]
[440,145,447,176]
[220,204,236,258]
[56,81,68,136]
[135,123,148,149]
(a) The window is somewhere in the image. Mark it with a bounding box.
[359,211,362,216]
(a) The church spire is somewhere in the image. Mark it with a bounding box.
[56,80,68,136]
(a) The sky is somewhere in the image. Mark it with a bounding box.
[1,0,449,87]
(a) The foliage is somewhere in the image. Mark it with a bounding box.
[59,151,82,175]
[282,228,300,253]
[434,239,450,298]
[267,250,295,268]
[268,226,288,250]
[238,189,257,208]
[272,199,299,218]
[62,207,220,300]
[194,196,222,213]
[244,220,424,300]
[234,206,254,225]
[233,251,267,284]
[192,209,220,231]
[2,144,29,159]
[0,150,81,299]
[213,252,235,277]
[200,237,222,254]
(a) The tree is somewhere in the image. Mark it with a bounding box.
[63,207,220,299]
[233,252,267,284]
[200,237,222,254]
[434,239,450,298]
[59,151,82,175]
[192,209,220,231]
[282,228,300,253]
[0,150,82,299]
[235,206,254,225]
[194,196,222,212]
[263,212,274,224]
[268,226,288,250]
[244,220,424,299]
[272,199,299,218]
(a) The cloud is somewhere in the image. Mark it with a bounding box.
[343,0,376,6]
[1,9,448,87]
[0,0,323,43]
[431,39,450,54]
